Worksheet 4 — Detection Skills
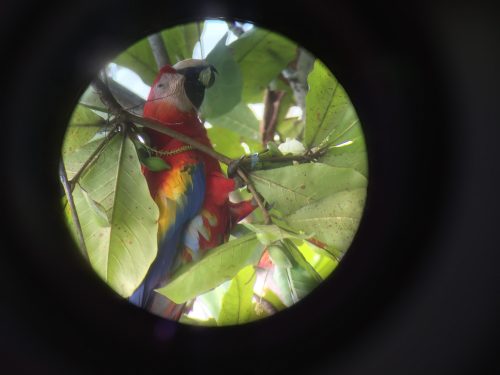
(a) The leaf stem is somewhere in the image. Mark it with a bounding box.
[69,123,119,191]
[236,168,272,225]
[59,160,89,261]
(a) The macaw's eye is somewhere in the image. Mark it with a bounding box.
[158,83,164,88]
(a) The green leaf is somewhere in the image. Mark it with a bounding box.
[79,186,109,227]
[250,163,367,215]
[141,156,171,172]
[244,223,311,246]
[161,22,202,63]
[201,34,243,119]
[286,188,366,255]
[79,85,108,113]
[268,245,293,268]
[70,134,159,297]
[62,105,103,156]
[63,138,107,180]
[266,141,282,156]
[277,118,304,141]
[282,239,322,283]
[273,265,320,305]
[207,102,260,141]
[157,233,264,304]
[230,28,298,102]
[113,37,157,85]
[195,281,231,320]
[272,239,323,304]
[261,289,287,311]
[305,60,361,149]
[319,131,369,178]
[297,241,338,280]
[207,126,261,160]
[217,265,258,326]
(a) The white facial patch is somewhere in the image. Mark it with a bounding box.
[152,72,193,112]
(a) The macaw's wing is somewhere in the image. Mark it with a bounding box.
[181,172,258,258]
[129,161,205,310]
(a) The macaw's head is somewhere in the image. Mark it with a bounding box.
[147,59,217,113]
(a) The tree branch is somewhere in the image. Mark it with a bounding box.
[148,33,170,69]
[260,88,286,145]
[126,113,235,165]
[59,160,89,262]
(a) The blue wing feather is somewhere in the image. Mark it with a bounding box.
[129,163,205,309]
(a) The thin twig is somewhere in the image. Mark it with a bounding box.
[69,123,120,190]
[236,168,272,225]
[59,160,89,261]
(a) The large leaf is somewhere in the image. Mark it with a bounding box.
[69,134,159,297]
[305,60,361,149]
[273,264,320,305]
[79,86,108,113]
[195,281,231,321]
[261,288,287,312]
[244,223,311,246]
[207,102,260,141]
[201,33,243,119]
[63,138,107,180]
[319,133,369,178]
[277,118,304,141]
[268,240,322,306]
[250,163,367,215]
[282,239,322,283]
[230,28,298,102]
[113,37,157,85]
[157,233,264,304]
[217,265,258,326]
[207,126,261,159]
[62,105,103,156]
[161,22,202,63]
[297,240,338,280]
[286,188,366,255]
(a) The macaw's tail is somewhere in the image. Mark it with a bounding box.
[129,227,187,320]
[130,285,186,320]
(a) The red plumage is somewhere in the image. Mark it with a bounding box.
[130,61,256,318]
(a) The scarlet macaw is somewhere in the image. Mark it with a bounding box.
[129,59,255,319]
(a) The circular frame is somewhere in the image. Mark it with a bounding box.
[1,1,498,374]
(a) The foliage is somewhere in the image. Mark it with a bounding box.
[61,21,367,326]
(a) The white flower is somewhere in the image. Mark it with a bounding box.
[278,138,306,155]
